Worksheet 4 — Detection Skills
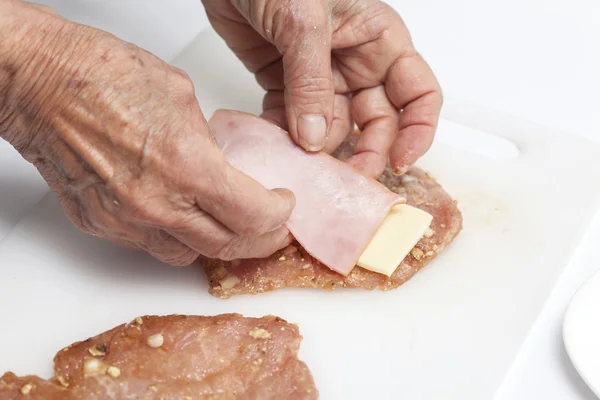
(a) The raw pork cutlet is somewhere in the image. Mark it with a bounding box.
[0,314,317,400]
[203,134,462,299]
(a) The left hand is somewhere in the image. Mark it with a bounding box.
[202,0,442,177]
[0,1,295,265]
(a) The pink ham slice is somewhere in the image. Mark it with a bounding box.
[208,110,404,276]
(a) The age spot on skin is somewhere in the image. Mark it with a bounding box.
[0,64,17,98]
[130,55,145,67]
[0,63,17,81]
[68,74,89,90]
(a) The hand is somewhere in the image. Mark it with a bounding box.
[202,0,442,177]
[0,1,295,266]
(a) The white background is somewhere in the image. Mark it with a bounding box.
[1,1,599,399]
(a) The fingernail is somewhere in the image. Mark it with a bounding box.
[298,114,326,151]
[392,165,409,176]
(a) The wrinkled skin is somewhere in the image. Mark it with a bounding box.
[203,0,443,177]
[0,0,295,265]
[0,0,441,266]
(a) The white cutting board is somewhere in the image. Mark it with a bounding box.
[1,28,600,400]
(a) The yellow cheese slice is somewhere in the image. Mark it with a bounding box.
[357,204,433,276]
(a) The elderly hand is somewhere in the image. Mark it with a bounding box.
[0,1,295,265]
[203,0,443,177]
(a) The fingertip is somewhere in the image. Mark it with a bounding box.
[389,149,417,176]
[230,226,293,260]
[297,114,327,151]
[258,226,293,258]
[165,251,200,267]
[271,187,296,216]
[389,124,435,171]
[391,165,409,176]
[346,153,386,179]
[322,94,353,154]
[277,231,295,251]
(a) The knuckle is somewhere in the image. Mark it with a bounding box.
[204,168,230,202]
[171,249,200,266]
[237,207,272,236]
[79,192,122,233]
[155,247,199,266]
[349,5,391,42]
[113,182,171,226]
[168,252,199,266]
[282,8,328,36]
[211,237,243,261]
[286,75,332,95]
[123,197,169,226]
[169,67,196,102]
[285,75,332,106]
[211,167,280,236]
[273,5,329,51]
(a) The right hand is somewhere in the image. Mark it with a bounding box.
[203,0,443,178]
[0,1,295,266]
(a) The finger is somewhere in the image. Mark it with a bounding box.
[261,90,288,130]
[322,94,353,154]
[195,159,296,237]
[277,3,334,151]
[257,61,287,129]
[111,226,198,267]
[75,186,198,265]
[255,58,284,92]
[330,3,411,89]
[260,60,351,153]
[257,52,350,95]
[329,3,441,173]
[106,237,140,251]
[100,222,198,267]
[347,85,400,177]
[261,87,351,153]
[385,52,442,171]
[168,211,293,261]
[142,229,199,266]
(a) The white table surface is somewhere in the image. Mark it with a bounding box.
[2,1,599,399]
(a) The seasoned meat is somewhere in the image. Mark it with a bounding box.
[0,373,71,400]
[0,314,317,399]
[203,135,462,298]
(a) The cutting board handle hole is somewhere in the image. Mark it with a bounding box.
[435,120,520,160]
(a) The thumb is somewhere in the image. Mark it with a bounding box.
[278,5,334,152]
